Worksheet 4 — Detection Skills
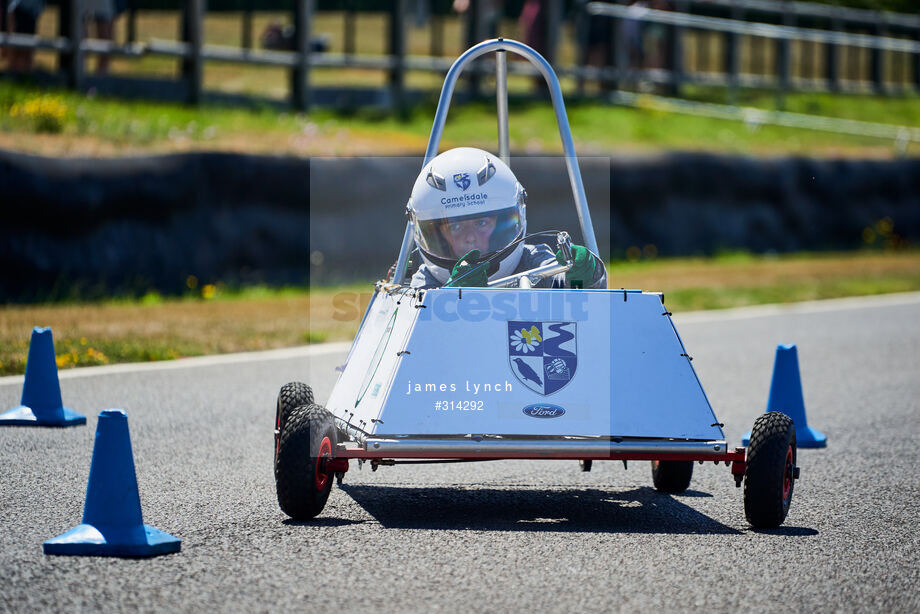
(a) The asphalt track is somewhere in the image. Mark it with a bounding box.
[1,293,919,613]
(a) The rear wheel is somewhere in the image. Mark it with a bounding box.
[275,404,337,520]
[744,411,797,528]
[274,382,313,467]
[651,460,693,493]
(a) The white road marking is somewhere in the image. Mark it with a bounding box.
[0,342,353,386]
[672,290,920,324]
[1,291,917,386]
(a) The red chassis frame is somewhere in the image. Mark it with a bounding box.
[325,446,749,487]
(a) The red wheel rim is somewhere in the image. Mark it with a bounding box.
[782,445,794,503]
[315,436,333,491]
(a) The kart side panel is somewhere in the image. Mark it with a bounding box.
[610,293,723,438]
[325,290,420,430]
[326,288,724,441]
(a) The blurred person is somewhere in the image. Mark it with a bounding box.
[623,0,647,69]
[405,147,606,290]
[518,0,550,91]
[410,0,429,28]
[453,0,504,40]
[5,0,44,73]
[260,22,328,52]
[451,1,505,98]
[621,0,671,88]
[260,22,294,50]
[1,0,7,62]
[83,0,124,75]
[518,0,546,55]
[642,0,671,70]
[576,0,614,88]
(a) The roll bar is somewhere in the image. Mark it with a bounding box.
[391,38,599,284]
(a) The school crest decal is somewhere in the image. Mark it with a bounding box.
[507,321,577,395]
[453,172,471,191]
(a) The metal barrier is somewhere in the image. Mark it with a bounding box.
[581,1,920,100]
[587,4,919,52]
[683,0,920,29]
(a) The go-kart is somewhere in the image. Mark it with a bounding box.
[273,39,799,529]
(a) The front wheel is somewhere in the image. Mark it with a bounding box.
[275,404,337,520]
[744,411,797,528]
[274,382,314,468]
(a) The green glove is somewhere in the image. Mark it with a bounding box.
[446,249,488,287]
[556,244,595,287]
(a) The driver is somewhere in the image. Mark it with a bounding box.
[406,147,606,289]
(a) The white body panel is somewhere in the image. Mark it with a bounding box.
[325,288,724,442]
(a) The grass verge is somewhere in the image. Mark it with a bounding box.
[1,250,917,376]
[1,78,917,158]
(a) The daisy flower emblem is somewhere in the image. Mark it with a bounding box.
[509,329,540,353]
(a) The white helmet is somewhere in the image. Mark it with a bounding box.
[408,147,527,284]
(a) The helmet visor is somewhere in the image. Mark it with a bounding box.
[416,206,523,262]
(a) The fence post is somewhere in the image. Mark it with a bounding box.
[801,38,813,82]
[545,0,562,66]
[57,0,72,76]
[696,21,708,75]
[389,0,406,112]
[575,1,589,97]
[465,0,483,99]
[291,0,313,111]
[242,0,253,50]
[825,14,841,92]
[775,2,793,110]
[344,0,356,57]
[127,2,138,44]
[871,20,886,94]
[611,4,626,92]
[181,0,203,105]
[914,31,920,92]
[430,10,443,58]
[845,27,858,85]
[666,0,687,97]
[67,0,84,90]
[725,1,742,104]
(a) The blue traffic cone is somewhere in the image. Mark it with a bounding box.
[742,344,827,449]
[43,409,181,557]
[0,327,85,427]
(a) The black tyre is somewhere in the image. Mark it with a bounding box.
[275,404,337,520]
[274,382,313,466]
[651,460,693,493]
[744,411,797,529]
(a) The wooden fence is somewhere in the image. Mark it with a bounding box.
[0,0,918,110]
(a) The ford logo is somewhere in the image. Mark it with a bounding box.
[523,403,566,418]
